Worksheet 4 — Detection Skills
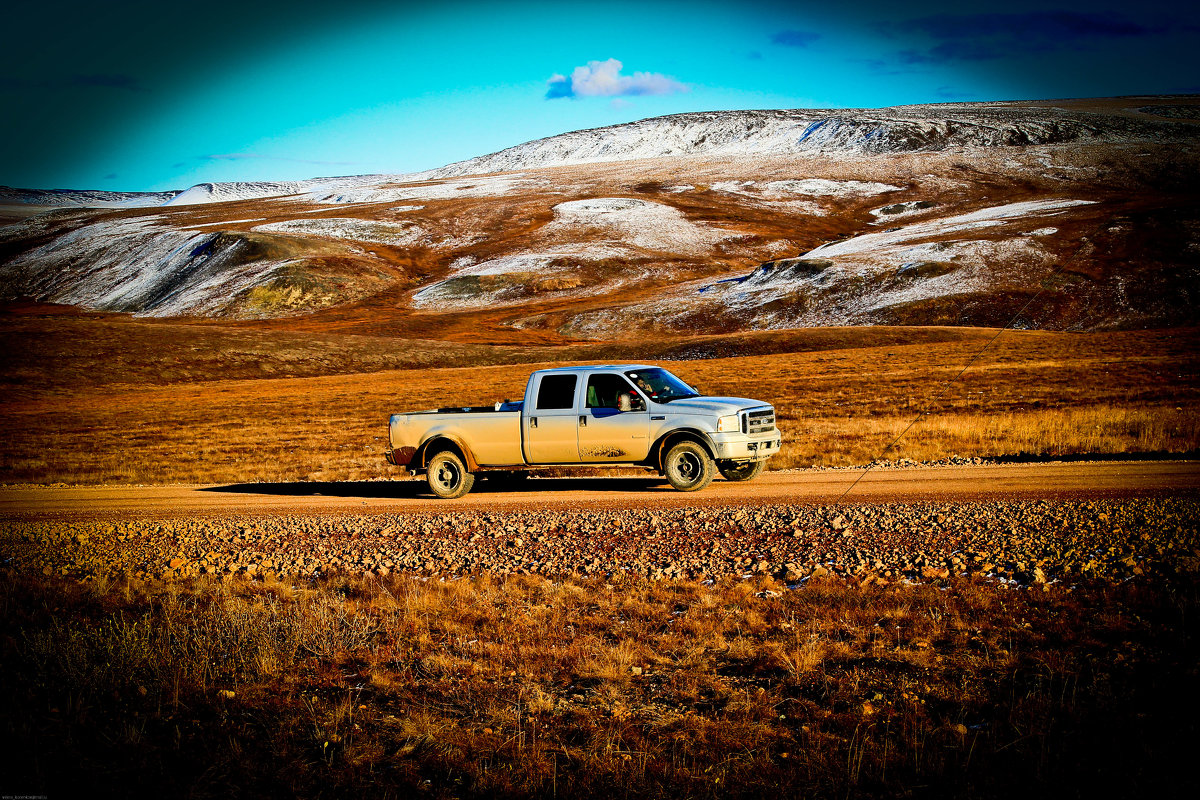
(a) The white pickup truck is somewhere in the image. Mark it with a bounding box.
[386,364,781,498]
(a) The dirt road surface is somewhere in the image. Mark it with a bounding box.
[3,461,1197,519]
[4,461,1198,584]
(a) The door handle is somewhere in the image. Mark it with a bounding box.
[530,417,537,428]
[579,415,587,427]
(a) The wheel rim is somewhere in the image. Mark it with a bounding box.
[433,461,461,492]
[674,451,702,483]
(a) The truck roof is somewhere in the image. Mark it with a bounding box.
[531,364,657,375]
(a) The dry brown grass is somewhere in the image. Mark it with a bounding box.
[2,570,1196,798]
[785,405,1200,467]
[1,313,1197,485]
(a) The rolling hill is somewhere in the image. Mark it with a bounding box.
[2,96,1198,340]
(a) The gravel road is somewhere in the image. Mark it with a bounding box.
[2,462,1197,586]
[3,461,1198,516]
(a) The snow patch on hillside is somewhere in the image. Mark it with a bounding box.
[769,178,901,197]
[0,216,289,316]
[555,197,1098,335]
[276,203,423,215]
[254,217,425,246]
[546,197,730,255]
[0,213,79,244]
[870,200,940,222]
[302,174,536,204]
[691,200,1096,324]
[413,245,635,310]
[713,178,901,199]
[809,199,1095,257]
[183,218,266,228]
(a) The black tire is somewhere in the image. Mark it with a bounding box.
[426,451,475,499]
[718,460,765,482]
[663,440,715,492]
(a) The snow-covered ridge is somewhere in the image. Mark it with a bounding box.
[1,171,540,210]
[6,100,1194,210]
[0,186,182,208]
[165,181,311,206]
[431,104,1196,178]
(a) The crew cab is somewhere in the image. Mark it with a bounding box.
[386,364,781,498]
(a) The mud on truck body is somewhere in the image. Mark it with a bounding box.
[386,364,781,498]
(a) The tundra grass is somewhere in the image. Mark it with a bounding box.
[1,320,1197,485]
[2,571,1196,798]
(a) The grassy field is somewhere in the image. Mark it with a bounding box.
[1,312,1197,485]
[3,570,1196,798]
[4,310,1198,797]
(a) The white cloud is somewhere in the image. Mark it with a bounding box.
[545,58,687,99]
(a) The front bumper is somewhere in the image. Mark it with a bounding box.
[709,431,783,462]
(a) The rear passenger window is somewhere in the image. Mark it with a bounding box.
[536,374,577,410]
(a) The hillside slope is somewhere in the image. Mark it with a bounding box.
[1,97,1197,338]
[432,100,1199,177]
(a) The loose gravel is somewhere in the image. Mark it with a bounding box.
[4,497,1198,587]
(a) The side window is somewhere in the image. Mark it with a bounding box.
[536,374,577,410]
[586,374,645,411]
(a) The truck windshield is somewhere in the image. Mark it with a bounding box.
[623,368,699,403]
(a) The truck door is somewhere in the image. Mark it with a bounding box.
[523,373,583,464]
[578,373,650,462]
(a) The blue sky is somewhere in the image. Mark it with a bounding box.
[3,0,1198,192]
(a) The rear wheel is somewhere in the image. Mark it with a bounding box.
[663,441,715,492]
[426,451,475,499]
[718,460,765,482]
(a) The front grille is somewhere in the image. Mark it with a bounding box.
[746,408,775,434]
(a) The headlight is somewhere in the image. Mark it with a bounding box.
[716,414,740,432]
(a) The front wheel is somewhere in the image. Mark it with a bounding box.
[718,460,765,482]
[426,451,475,499]
[663,441,715,492]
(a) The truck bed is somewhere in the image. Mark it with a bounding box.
[389,407,525,467]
